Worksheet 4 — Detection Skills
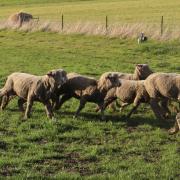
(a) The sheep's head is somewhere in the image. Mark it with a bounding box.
[135,64,153,80]
[98,72,121,91]
[47,69,67,88]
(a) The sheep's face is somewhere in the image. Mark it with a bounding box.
[135,64,152,80]
[103,73,121,90]
[47,69,67,88]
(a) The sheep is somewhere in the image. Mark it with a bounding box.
[112,64,153,81]
[0,69,67,119]
[54,72,121,119]
[7,12,33,27]
[52,72,97,109]
[168,113,180,134]
[144,73,180,121]
[100,80,150,118]
[102,64,153,111]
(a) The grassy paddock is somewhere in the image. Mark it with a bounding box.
[0,30,179,178]
[0,0,180,24]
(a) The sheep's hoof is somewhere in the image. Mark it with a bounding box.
[51,117,57,122]
[0,107,4,111]
[101,116,105,121]
[168,127,179,135]
[47,114,53,119]
[22,116,28,121]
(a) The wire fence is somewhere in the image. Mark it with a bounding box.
[1,14,180,40]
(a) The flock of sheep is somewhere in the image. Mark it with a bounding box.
[0,64,179,135]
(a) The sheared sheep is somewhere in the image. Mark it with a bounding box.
[144,73,180,121]
[100,80,150,118]
[7,12,33,27]
[0,69,67,119]
[54,72,121,119]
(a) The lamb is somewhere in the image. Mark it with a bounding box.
[7,12,33,27]
[144,73,180,130]
[100,80,150,118]
[0,69,67,119]
[54,72,121,119]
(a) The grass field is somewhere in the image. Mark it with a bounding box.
[0,0,180,178]
[0,30,179,178]
[1,0,180,24]
[1,0,180,40]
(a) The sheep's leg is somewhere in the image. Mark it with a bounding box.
[97,102,105,120]
[108,102,117,112]
[54,94,72,110]
[44,100,54,119]
[119,102,129,113]
[73,97,86,119]
[150,98,165,120]
[24,95,33,120]
[169,113,180,134]
[95,105,101,112]
[51,94,59,110]
[18,98,26,112]
[102,97,117,110]
[0,95,9,110]
[160,98,171,118]
[95,97,117,113]
[126,102,140,118]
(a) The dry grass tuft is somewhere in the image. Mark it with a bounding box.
[0,19,180,41]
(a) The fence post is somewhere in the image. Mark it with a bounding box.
[161,16,163,36]
[62,14,64,31]
[106,15,108,32]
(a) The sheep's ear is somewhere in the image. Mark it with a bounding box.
[136,64,143,70]
[47,71,54,77]
[136,64,141,67]
[106,74,112,79]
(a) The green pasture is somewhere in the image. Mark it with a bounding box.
[0,0,180,25]
[0,30,179,178]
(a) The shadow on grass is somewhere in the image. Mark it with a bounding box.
[5,107,175,130]
[56,110,175,130]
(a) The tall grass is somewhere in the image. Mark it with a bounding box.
[1,19,180,41]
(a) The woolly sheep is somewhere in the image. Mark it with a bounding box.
[109,64,153,81]
[0,69,67,119]
[103,64,153,111]
[100,79,150,118]
[54,72,121,119]
[144,73,180,132]
[144,73,180,120]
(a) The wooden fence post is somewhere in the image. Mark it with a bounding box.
[161,16,163,36]
[106,15,108,32]
[62,14,64,31]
